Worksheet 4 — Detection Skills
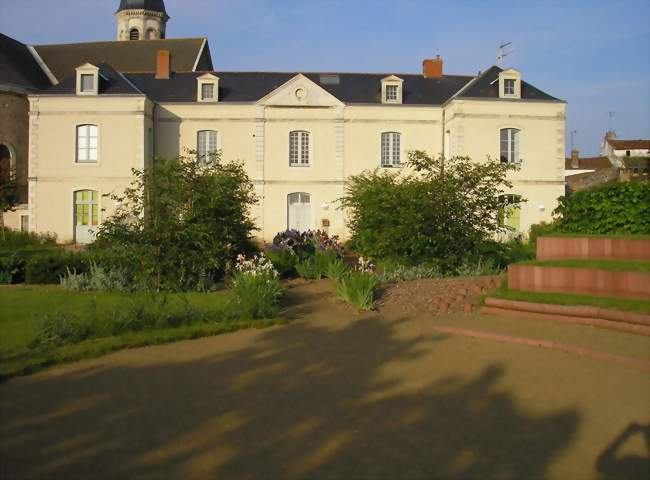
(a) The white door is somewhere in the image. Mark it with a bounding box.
[74,190,99,244]
[287,192,312,232]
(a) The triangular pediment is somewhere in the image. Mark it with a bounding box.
[382,75,403,83]
[198,73,219,81]
[258,74,344,107]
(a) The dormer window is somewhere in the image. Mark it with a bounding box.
[197,73,220,103]
[381,75,403,104]
[498,69,522,99]
[75,63,99,96]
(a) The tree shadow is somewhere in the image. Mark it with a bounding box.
[597,422,650,479]
[1,313,581,479]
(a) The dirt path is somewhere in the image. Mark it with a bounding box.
[1,279,649,479]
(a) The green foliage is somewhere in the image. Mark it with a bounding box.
[326,257,348,282]
[0,228,57,249]
[553,181,650,234]
[376,263,442,284]
[0,253,28,284]
[528,222,558,246]
[25,250,90,285]
[94,153,258,291]
[295,250,337,280]
[334,270,379,311]
[36,313,94,346]
[340,152,521,266]
[265,250,297,278]
[0,163,19,242]
[60,262,131,292]
[227,254,283,319]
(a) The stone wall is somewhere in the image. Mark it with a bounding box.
[565,167,620,193]
[0,91,29,204]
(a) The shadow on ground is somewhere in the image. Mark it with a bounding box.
[0,307,584,480]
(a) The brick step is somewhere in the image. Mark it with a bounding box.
[481,298,650,337]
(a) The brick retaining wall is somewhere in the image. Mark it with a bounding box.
[537,237,650,261]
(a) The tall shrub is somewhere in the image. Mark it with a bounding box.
[553,181,650,234]
[340,152,521,266]
[95,154,258,291]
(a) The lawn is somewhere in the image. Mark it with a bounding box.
[0,285,283,380]
[516,259,650,272]
[491,283,650,314]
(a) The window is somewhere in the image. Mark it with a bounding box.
[626,150,631,157]
[130,28,140,41]
[381,132,401,167]
[80,74,94,92]
[500,128,520,164]
[0,144,12,182]
[197,130,218,164]
[201,83,214,101]
[287,192,312,231]
[76,125,98,163]
[289,131,310,166]
[20,215,29,233]
[386,85,398,102]
[74,190,99,244]
[504,79,516,96]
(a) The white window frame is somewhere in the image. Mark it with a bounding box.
[197,130,219,165]
[197,74,220,103]
[500,128,521,164]
[75,63,99,96]
[381,76,404,104]
[289,131,311,167]
[504,79,516,96]
[381,132,402,167]
[75,124,99,164]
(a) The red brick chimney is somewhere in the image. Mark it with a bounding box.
[423,55,443,78]
[155,50,171,79]
[571,149,580,169]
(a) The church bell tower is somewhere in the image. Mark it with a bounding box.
[115,0,169,41]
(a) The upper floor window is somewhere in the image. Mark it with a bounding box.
[201,83,214,101]
[76,125,98,163]
[381,132,401,167]
[500,128,520,164]
[504,79,516,96]
[130,28,140,41]
[197,130,219,165]
[80,74,95,93]
[289,131,310,166]
[386,85,398,102]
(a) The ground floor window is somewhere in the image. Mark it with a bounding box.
[287,192,312,232]
[74,190,99,244]
[499,194,522,230]
[20,215,29,233]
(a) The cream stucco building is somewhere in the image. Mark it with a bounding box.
[2,0,566,243]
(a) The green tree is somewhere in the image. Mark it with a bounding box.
[0,162,19,242]
[340,152,521,266]
[95,153,258,291]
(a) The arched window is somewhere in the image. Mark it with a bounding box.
[74,190,99,244]
[129,28,140,41]
[500,128,520,164]
[381,132,401,167]
[197,130,219,165]
[76,125,99,163]
[498,194,522,230]
[0,144,12,182]
[287,192,312,232]
[146,28,157,40]
[289,131,310,166]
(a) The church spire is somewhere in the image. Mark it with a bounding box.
[115,0,169,41]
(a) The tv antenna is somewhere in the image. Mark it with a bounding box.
[607,111,615,132]
[497,42,513,66]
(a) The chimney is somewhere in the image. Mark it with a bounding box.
[571,149,580,169]
[155,50,171,80]
[423,55,443,78]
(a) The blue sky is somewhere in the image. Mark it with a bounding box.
[1,0,648,156]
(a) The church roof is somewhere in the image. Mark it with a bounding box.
[0,33,52,91]
[32,38,212,83]
[117,0,167,14]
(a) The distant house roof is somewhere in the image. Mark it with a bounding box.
[0,33,52,91]
[32,38,212,83]
[457,65,562,102]
[123,71,475,104]
[565,156,612,170]
[607,139,650,151]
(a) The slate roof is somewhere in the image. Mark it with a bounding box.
[124,71,475,104]
[457,65,561,102]
[32,38,211,83]
[0,33,52,91]
[45,63,143,95]
[564,156,612,170]
[607,139,650,151]
[117,0,167,14]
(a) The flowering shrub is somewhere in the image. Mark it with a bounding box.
[271,230,343,258]
[333,257,378,311]
[228,254,283,319]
